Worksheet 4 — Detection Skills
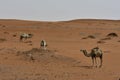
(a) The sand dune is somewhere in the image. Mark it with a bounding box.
[0,19,120,80]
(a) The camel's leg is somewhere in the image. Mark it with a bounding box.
[41,46,46,50]
[22,37,25,41]
[44,46,46,50]
[94,57,97,67]
[25,37,27,40]
[20,36,23,41]
[99,55,103,68]
[92,57,94,67]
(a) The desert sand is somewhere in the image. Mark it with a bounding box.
[0,19,120,80]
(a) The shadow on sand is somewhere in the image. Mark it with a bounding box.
[72,64,93,69]
[80,66,93,69]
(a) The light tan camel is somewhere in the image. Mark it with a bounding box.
[80,47,103,68]
[20,33,33,41]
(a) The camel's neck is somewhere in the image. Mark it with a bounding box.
[82,50,91,57]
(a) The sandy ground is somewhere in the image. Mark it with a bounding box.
[0,19,120,80]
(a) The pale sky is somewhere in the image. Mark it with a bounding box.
[0,0,120,21]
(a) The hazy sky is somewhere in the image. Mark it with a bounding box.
[0,0,120,21]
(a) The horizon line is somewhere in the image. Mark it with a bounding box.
[0,18,120,22]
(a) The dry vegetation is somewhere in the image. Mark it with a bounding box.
[0,38,7,42]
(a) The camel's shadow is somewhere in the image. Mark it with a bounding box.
[80,65,93,69]
[73,65,93,69]
[80,65,102,69]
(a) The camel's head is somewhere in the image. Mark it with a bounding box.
[80,49,83,52]
[80,49,85,52]
[80,49,88,54]
[28,34,33,38]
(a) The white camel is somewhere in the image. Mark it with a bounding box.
[40,40,47,50]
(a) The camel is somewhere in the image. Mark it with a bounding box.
[20,33,33,41]
[80,47,103,68]
[40,40,47,50]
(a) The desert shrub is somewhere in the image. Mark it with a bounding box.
[2,25,6,27]
[107,32,118,37]
[82,37,87,39]
[13,34,17,37]
[4,32,9,34]
[87,35,96,39]
[101,37,111,40]
[82,35,96,39]
[0,38,7,42]
[97,40,106,44]
[118,40,120,42]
